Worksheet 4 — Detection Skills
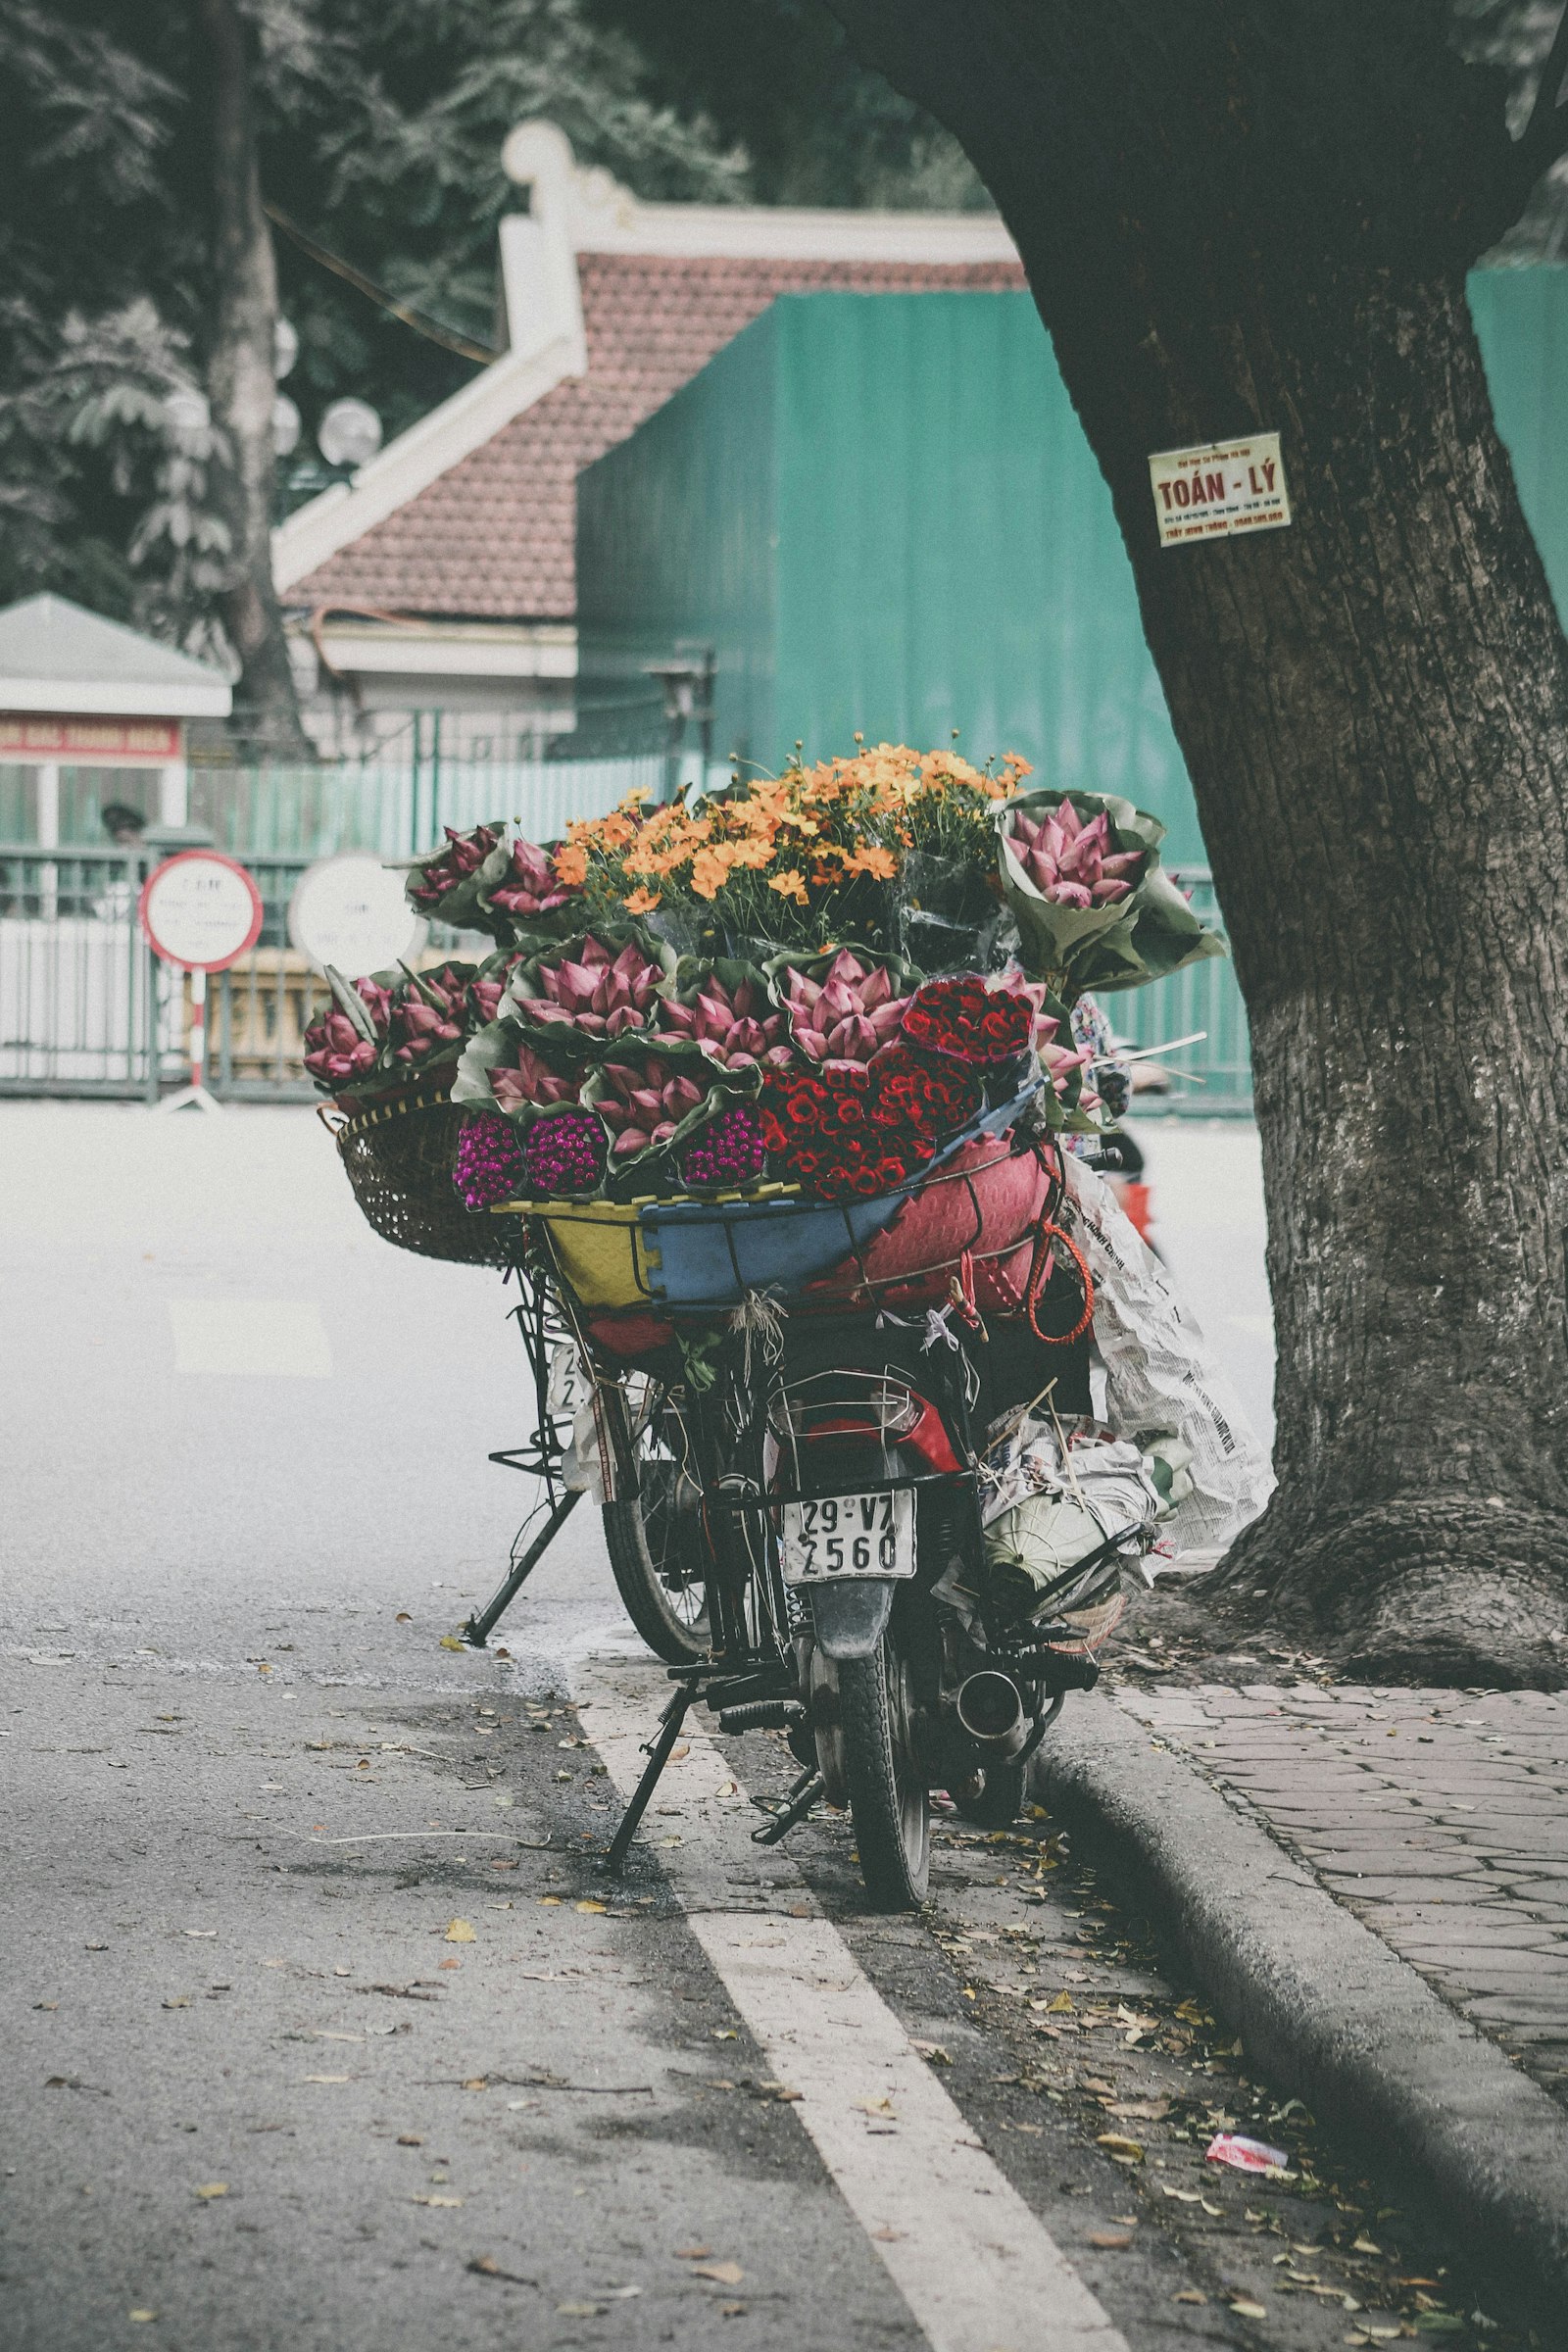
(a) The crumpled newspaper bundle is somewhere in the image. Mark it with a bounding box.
[977,1416,1192,1628]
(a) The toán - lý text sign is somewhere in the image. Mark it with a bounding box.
[1148,433,1291,547]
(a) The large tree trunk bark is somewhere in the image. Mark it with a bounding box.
[192,0,311,760]
[826,1,1568,1684]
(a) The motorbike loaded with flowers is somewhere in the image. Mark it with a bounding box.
[308,746,1238,1910]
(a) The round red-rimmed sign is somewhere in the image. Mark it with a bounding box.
[138,850,265,973]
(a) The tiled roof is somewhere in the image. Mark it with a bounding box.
[288,254,1027,621]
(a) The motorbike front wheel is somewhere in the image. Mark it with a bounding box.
[600,1379,711,1666]
[839,1631,930,1910]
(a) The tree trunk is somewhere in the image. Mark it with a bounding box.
[826,0,1568,1684]
[192,0,311,760]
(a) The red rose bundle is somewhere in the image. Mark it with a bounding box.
[758,1047,982,1202]
[902,974,1032,1066]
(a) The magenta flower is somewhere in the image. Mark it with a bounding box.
[594,1055,707,1158]
[518,1108,605,1197]
[657,970,790,1070]
[485,836,574,920]
[681,1105,767,1190]
[778,950,910,1065]
[1004,799,1144,907]
[515,936,663,1041]
[453,1114,527,1210]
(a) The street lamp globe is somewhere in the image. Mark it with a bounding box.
[318,398,383,470]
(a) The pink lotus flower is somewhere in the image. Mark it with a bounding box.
[657,971,791,1070]
[487,1042,582,1115]
[1005,799,1144,907]
[303,1012,378,1087]
[302,976,390,1087]
[411,824,498,909]
[594,1055,707,1157]
[467,956,525,1028]
[516,936,663,1041]
[778,950,910,1065]
[389,964,469,1066]
[486,836,575,920]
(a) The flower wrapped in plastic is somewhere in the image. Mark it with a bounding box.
[302,970,395,1097]
[581,1046,722,1171]
[387,961,477,1072]
[765,944,915,1067]
[654,957,791,1072]
[677,1102,770,1193]
[451,1021,588,1119]
[476,833,581,938]
[503,928,675,1044]
[399,822,504,933]
[452,1112,528,1210]
[996,789,1225,997]
[515,1103,608,1199]
[757,1049,983,1203]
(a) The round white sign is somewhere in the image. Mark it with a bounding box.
[139,852,264,973]
[287,853,425,978]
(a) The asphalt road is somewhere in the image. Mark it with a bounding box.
[3,1103,1497,2352]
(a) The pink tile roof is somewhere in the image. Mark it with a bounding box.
[288,253,1027,621]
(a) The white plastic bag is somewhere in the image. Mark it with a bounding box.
[1058,1153,1275,1555]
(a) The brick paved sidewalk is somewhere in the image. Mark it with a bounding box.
[1110,1681,1568,2107]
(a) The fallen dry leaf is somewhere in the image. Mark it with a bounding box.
[1095,2134,1145,2161]
[1173,2288,1207,2305]
[438,1958,462,1971]
[438,1635,466,1651]
[854,2096,896,2119]
[870,2227,906,2243]
[414,2194,464,2208]
[443,1919,475,1944]
[575,1900,607,1915]
[462,2078,487,2091]
[691,2261,745,2287]
[673,2247,710,2260]
[720,2303,747,2319]
[162,1997,190,2011]
[194,2183,227,2200]
[1046,1991,1075,2013]
[1089,2232,1133,2250]
[1229,2300,1267,2320]
[302,2074,350,2085]
[128,2311,158,2324]
[910,2041,951,2065]
[397,2133,422,2146]
[395,1612,412,1624]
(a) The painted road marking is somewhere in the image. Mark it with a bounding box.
[168,1299,331,1378]
[575,1654,1130,2352]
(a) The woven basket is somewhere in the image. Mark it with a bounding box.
[327,1089,512,1269]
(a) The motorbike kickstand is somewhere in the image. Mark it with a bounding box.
[752,1767,824,1847]
[603,1687,693,1875]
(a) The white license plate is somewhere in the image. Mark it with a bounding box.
[777,1489,916,1585]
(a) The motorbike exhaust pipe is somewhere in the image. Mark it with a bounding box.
[955,1670,1028,1759]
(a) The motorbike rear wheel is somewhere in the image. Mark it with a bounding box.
[840,1632,930,1910]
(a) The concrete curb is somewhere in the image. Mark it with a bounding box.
[1029,1693,1568,2321]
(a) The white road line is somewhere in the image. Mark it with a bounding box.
[574,1654,1130,2352]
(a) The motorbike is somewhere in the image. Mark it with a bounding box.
[474,1164,1147,1913]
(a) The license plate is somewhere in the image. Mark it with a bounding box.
[777,1490,916,1585]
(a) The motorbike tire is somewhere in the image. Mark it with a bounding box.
[840,1636,930,1910]
[600,1384,710,1667]
[953,1759,1025,1831]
